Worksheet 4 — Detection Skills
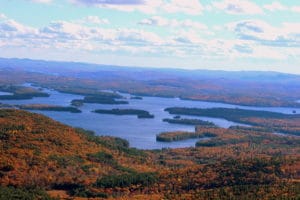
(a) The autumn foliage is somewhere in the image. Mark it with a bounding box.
[0,109,299,199]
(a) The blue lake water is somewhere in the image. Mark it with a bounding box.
[0,84,299,149]
[0,91,13,95]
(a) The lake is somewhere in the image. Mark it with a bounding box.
[0,84,299,149]
[0,91,13,95]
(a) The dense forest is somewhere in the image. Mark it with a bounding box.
[162,118,216,127]
[93,109,154,118]
[0,109,299,199]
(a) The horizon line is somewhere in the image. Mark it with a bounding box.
[0,56,299,76]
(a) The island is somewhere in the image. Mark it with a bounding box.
[130,96,143,100]
[93,108,154,118]
[51,88,129,106]
[71,93,128,106]
[162,118,216,127]
[0,85,49,100]
[19,104,82,113]
[71,99,84,107]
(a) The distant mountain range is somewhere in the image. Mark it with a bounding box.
[0,57,299,82]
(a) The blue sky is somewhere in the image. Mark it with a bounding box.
[0,0,300,74]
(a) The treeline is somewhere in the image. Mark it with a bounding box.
[157,131,217,142]
[130,96,143,100]
[165,107,298,120]
[93,108,154,118]
[163,118,216,127]
[71,95,128,106]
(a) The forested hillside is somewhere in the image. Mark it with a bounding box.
[0,109,299,199]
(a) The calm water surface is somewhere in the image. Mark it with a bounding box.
[0,91,13,95]
[0,84,299,149]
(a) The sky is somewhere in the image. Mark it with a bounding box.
[0,0,300,74]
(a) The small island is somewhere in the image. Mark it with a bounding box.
[19,104,82,113]
[93,108,154,118]
[71,94,128,106]
[163,118,216,127]
[130,96,143,100]
[71,99,84,107]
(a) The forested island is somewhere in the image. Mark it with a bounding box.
[93,108,154,118]
[71,96,128,106]
[163,118,216,127]
[45,87,129,106]
[130,96,143,100]
[71,93,128,106]
[0,85,49,100]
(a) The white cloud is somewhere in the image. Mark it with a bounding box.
[41,21,117,41]
[0,19,38,38]
[139,16,207,30]
[179,19,207,30]
[173,30,204,44]
[71,0,203,15]
[205,39,289,60]
[212,0,263,15]
[291,6,300,13]
[239,45,287,60]
[263,3,300,13]
[0,14,7,20]
[228,20,300,47]
[0,15,299,65]
[0,18,166,52]
[70,0,145,6]
[116,29,164,45]
[263,1,287,11]
[162,0,203,15]
[30,0,52,3]
[139,16,169,26]
[81,16,109,25]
